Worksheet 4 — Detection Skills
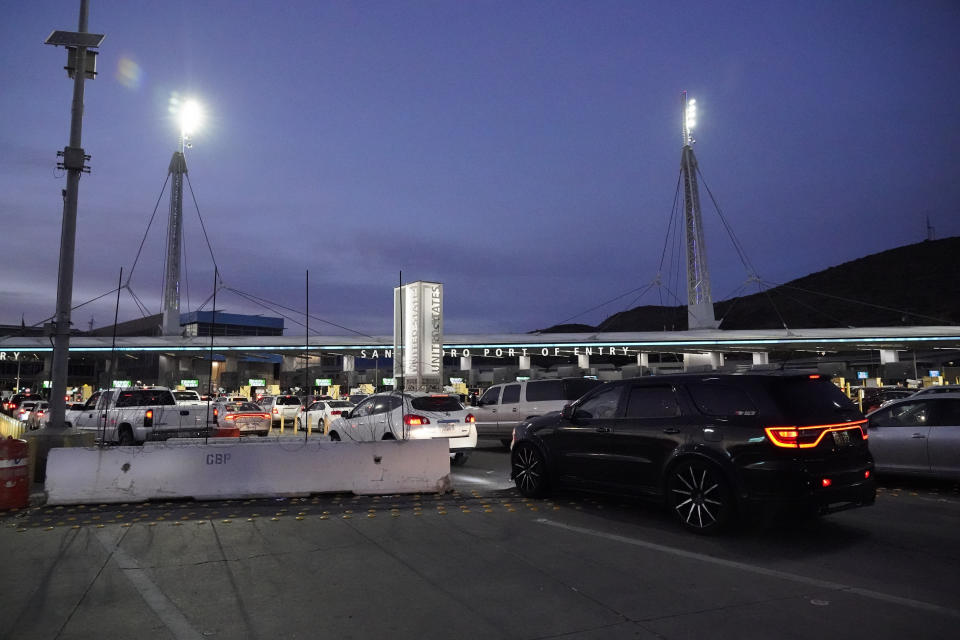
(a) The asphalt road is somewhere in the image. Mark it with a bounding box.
[2,440,959,639]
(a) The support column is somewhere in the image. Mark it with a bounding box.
[879,349,899,364]
[518,355,531,370]
[342,355,355,372]
[460,356,472,371]
[638,353,649,368]
[577,354,590,369]
[752,352,769,366]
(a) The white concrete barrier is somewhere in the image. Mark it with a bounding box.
[44,437,451,505]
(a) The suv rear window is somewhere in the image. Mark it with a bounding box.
[769,378,859,423]
[410,396,463,412]
[277,396,301,406]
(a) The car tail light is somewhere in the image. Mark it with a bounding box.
[144,409,154,428]
[331,410,342,416]
[465,414,476,423]
[865,470,871,479]
[822,478,832,488]
[273,407,279,415]
[764,420,867,449]
[404,414,430,426]
[224,413,237,422]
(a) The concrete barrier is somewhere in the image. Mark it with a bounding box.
[44,437,451,505]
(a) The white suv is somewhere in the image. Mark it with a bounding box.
[327,392,477,465]
[258,394,302,426]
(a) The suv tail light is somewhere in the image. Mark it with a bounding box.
[465,413,476,423]
[404,414,430,426]
[144,409,154,428]
[764,420,867,449]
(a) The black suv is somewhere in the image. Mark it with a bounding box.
[510,373,875,533]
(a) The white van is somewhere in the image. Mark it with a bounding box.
[471,377,602,445]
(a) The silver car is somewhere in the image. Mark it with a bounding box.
[327,391,477,465]
[866,394,960,480]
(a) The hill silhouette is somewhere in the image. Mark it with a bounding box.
[538,237,960,333]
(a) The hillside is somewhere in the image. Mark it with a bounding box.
[538,237,960,333]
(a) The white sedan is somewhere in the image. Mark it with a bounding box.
[326,391,477,465]
[297,399,355,433]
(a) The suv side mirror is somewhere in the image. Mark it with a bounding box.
[560,404,575,420]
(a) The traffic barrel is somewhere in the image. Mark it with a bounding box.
[0,436,30,510]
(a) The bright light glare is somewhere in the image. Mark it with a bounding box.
[178,100,204,136]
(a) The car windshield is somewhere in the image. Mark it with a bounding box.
[410,395,463,412]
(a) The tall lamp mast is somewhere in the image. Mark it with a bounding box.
[680,91,718,330]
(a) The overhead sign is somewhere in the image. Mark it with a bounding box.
[929,370,941,377]
[857,371,869,380]
[112,380,132,388]
[315,378,332,387]
[394,281,443,391]
[383,378,396,386]
[181,379,199,388]
[248,379,266,386]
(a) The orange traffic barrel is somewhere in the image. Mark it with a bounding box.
[0,436,29,510]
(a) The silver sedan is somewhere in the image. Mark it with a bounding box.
[866,394,960,480]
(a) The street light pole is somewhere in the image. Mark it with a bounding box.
[45,1,104,431]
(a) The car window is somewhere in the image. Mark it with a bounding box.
[278,396,301,406]
[575,385,622,419]
[933,398,960,426]
[480,387,501,405]
[352,398,375,417]
[526,380,563,402]
[871,401,931,427]
[307,401,326,411]
[371,397,394,414]
[624,385,681,418]
[502,385,520,404]
[411,395,463,412]
[329,401,352,408]
[84,391,101,410]
[686,383,758,417]
[563,378,603,401]
[770,378,859,423]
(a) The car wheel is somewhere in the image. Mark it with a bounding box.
[451,451,470,466]
[118,426,136,446]
[667,459,733,534]
[512,442,548,498]
[329,431,341,442]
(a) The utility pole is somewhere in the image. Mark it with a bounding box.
[679,91,719,330]
[44,1,104,430]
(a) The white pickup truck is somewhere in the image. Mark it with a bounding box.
[70,387,210,445]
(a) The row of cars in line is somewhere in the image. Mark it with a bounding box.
[505,373,960,534]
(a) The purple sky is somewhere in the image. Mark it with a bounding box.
[2,1,958,336]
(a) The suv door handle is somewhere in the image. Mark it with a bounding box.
[595,427,611,433]
[662,428,680,434]
[911,433,926,438]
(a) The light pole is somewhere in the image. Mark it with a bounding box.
[161,97,204,337]
[44,1,104,431]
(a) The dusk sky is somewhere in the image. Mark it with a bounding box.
[2,1,958,337]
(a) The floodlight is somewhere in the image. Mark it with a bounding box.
[178,100,204,136]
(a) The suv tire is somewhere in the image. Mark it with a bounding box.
[667,459,732,534]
